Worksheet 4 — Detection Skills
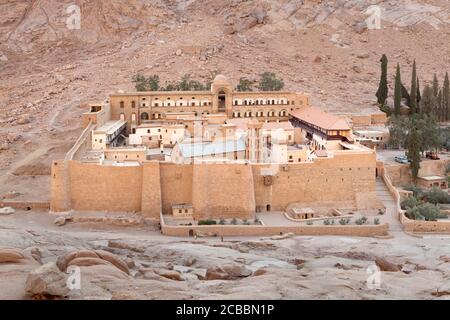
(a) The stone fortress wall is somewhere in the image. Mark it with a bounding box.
[50,150,378,220]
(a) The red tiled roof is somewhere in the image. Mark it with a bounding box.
[290,107,351,131]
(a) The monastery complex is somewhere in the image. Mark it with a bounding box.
[50,75,386,223]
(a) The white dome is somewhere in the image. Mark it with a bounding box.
[213,74,229,83]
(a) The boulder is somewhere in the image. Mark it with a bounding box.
[154,269,183,281]
[353,21,368,34]
[0,248,26,263]
[0,207,15,215]
[375,257,401,272]
[206,265,252,280]
[95,250,130,274]
[253,269,267,276]
[53,216,66,226]
[251,8,267,24]
[25,262,69,298]
[356,53,370,59]
[57,249,129,274]
[67,257,111,268]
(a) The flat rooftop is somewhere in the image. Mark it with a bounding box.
[95,120,126,135]
[418,175,446,181]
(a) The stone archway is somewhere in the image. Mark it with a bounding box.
[218,90,226,112]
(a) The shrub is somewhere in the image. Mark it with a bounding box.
[231,218,238,225]
[401,196,421,210]
[132,74,160,91]
[374,218,380,225]
[306,221,313,225]
[235,78,254,92]
[219,218,226,225]
[355,217,368,225]
[323,219,331,225]
[378,209,385,215]
[254,218,261,225]
[339,218,350,225]
[423,187,450,204]
[403,184,424,198]
[406,203,445,221]
[258,72,284,91]
[198,219,217,225]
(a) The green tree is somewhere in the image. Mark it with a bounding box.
[132,74,160,91]
[416,77,421,110]
[388,115,409,149]
[410,60,417,114]
[443,72,449,121]
[394,63,402,115]
[437,89,443,121]
[376,54,389,107]
[401,83,411,107]
[258,72,284,91]
[417,114,442,154]
[420,85,436,115]
[405,122,422,181]
[432,73,439,98]
[235,78,254,92]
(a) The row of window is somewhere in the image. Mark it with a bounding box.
[119,100,212,108]
[119,111,211,122]
[119,99,301,108]
[233,99,296,106]
[233,110,288,118]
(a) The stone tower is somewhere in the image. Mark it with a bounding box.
[246,119,264,163]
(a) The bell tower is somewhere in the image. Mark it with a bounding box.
[211,75,232,116]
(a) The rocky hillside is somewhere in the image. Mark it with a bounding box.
[0,0,449,198]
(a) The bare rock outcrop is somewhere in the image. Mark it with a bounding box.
[56,249,129,274]
[0,248,26,263]
[25,262,69,299]
[375,257,401,272]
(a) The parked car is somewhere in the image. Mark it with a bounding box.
[426,151,440,160]
[394,155,409,164]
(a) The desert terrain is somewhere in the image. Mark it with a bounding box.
[0,0,450,299]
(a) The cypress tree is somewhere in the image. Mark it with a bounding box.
[437,89,443,121]
[410,60,417,114]
[406,124,422,182]
[376,54,389,107]
[417,77,421,103]
[432,74,439,98]
[394,63,402,115]
[420,85,435,115]
[443,72,449,121]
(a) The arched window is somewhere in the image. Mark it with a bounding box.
[141,112,149,120]
[131,113,137,123]
[131,101,136,108]
[120,113,125,121]
[120,101,124,108]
